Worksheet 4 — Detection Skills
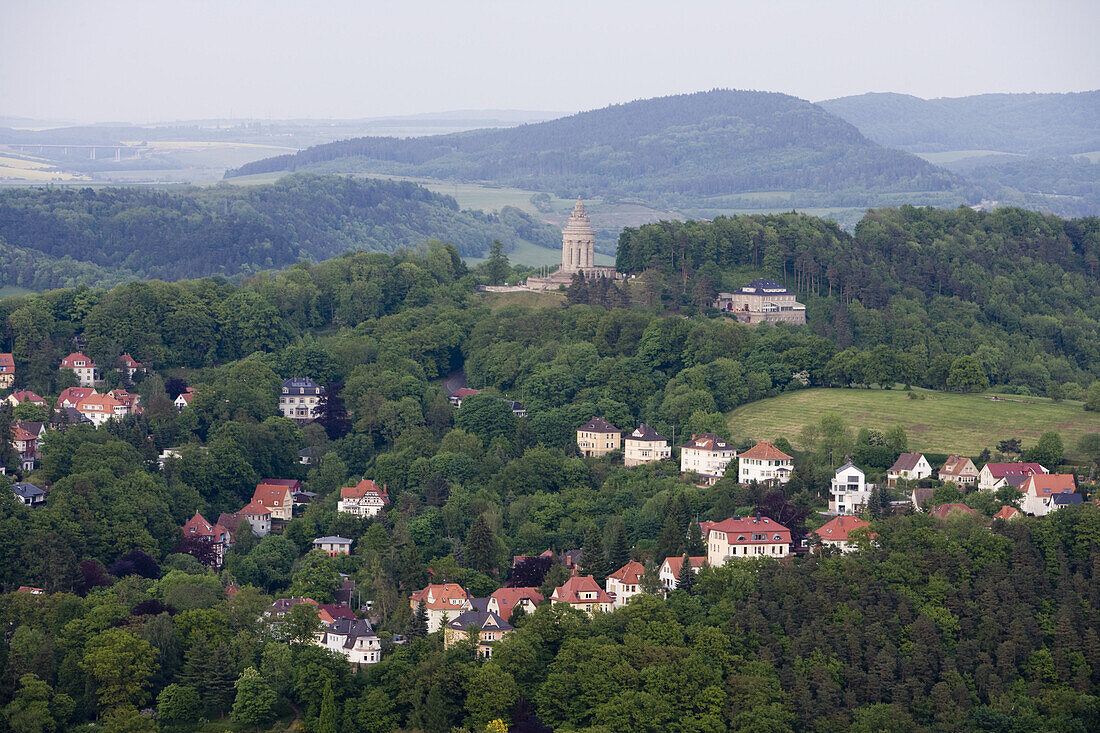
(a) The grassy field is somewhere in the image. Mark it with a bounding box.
[0,285,34,299]
[915,149,1023,164]
[727,387,1100,461]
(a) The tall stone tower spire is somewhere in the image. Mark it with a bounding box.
[561,196,595,273]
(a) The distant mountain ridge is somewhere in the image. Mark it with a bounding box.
[819,91,1100,155]
[226,89,967,209]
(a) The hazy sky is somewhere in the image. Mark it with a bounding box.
[3,0,1098,123]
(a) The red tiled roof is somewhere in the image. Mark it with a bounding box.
[490,587,544,611]
[0,353,13,372]
[182,512,215,537]
[680,432,734,451]
[982,462,1046,479]
[701,515,792,545]
[929,503,978,519]
[10,390,46,405]
[76,394,124,413]
[450,387,481,399]
[607,560,645,585]
[551,575,613,605]
[1022,474,1075,497]
[939,455,976,476]
[57,387,95,407]
[119,353,144,368]
[738,440,792,461]
[812,515,874,543]
[888,453,925,473]
[11,427,36,442]
[662,556,707,577]
[410,583,470,611]
[251,482,292,509]
[60,352,95,368]
[240,500,271,516]
[993,506,1021,521]
[340,479,389,502]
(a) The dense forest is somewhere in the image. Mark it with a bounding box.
[226,90,967,210]
[616,205,1100,394]
[0,175,558,289]
[1,241,1099,731]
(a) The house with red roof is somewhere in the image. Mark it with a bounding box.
[680,433,737,484]
[702,514,792,565]
[605,560,645,608]
[887,453,932,486]
[0,353,14,389]
[7,390,46,408]
[409,583,473,633]
[11,426,38,471]
[57,386,96,410]
[810,516,875,553]
[238,500,272,536]
[174,387,195,410]
[180,511,234,567]
[929,503,979,520]
[658,556,706,591]
[117,353,147,380]
[247,480,298,521]
[550,573,613,616]
[993,505,1021,521]
[738,441,793,485]
[337,478,389,517]
[60,352,97,387]
[76,393,127,426]
[1020,474,1078,516]
[486,587,543,621]
[448,387,481,407]
[978,462,1048,492]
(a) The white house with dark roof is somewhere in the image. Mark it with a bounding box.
[443,610,514,657]
[12,482,45,506]
[280,378,324,422]
[680,433,737,483]
[623,424,671,467]
[313,536,353,556]
[886,453,932,486]
[577,417,621,457]
[315,618,381,665]
[829,463,869,514]
[712,279,807,325]
[977,462,1047,492]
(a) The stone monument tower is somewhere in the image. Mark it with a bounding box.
[561,197,595,272]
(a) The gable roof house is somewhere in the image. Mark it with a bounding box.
[448,387,481,407]
[116,353,147,380]
[550,574,614,616]
[929,503,979,520]
[337,479,390,517]
[1020,474,1078,516]
[623,424,671,467]
[910,486,936,511]
[486,587,544,621]
[316,618,382,665]
[57,386,96,410]
[12,482,46,507]
[8,390,47,408]
[0,353,15,389]
[738,441,793,485]
[978,462,1048,492]
[180,512,234,567]
[680,433,737,484]
[60,352,97,387]
[174,387,195,410]
[993,505,1021,521]
[410,583,473,633]
[11,426,38,472]
[702,515,792,566]
[577,417,621,458]
[886,453,933,486]
[444,610,514,657]
[658,556,707,591]
[50,406,91,431]
[238,500,272,536]
[605,560,646,608]
[810,516,875,553]
[938,455,979,486]
[247,480,297,522]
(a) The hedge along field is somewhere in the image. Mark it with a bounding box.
[726,387,1100,461]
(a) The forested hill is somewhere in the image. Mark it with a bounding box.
[0,174,558,289]
[819,91,1100,154]
[617,205,1100,390]
[226,90,967,208]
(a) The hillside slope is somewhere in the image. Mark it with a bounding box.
[0,174,559,287]
[226,90,968,209]
[819,91,1100,155]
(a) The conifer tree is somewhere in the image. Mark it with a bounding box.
[408,600,429,639]
[204,642,238,718]
[582,525,610,585]
[318,679,338,733]
[640,560,662,595]
[177,633,210,700]
[609,524,631,569]
[465,514,496,576]
[685,519,705,556]
[675,554,696,593]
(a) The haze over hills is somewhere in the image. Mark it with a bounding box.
[226,90,970,213]
[821,91,1100,218]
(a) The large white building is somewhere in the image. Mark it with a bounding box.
[60,352,97,387]
[623,424,671,467]
[337,479,389,517]
[680,433,737,483]
[315,618,381,665]
[605,561,645,609]
[737,441,793,485]
[280,378,324,422]
[702,515,791,565]
[829,463,869,514]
